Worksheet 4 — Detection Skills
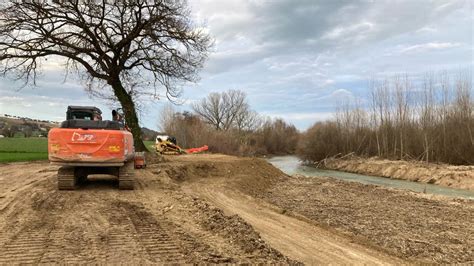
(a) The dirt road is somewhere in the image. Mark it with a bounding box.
[0,154,472,264]
[184,184,399,264]
[0,160,291,264]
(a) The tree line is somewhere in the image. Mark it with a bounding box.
[159,89,299,156]
[298,71,473,165]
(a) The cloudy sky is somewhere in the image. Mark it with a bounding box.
[0,0,472,130]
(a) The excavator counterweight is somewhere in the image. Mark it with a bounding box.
[48,106,136,190]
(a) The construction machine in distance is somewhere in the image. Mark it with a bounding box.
[155,135,209,155]
[48,106,136,190]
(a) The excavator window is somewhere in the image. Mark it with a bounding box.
[70,111,94,120]
[66,106,102,120]
[61,106,121,130]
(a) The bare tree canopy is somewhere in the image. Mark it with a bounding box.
[0,0,211,151]
[298,71,473,165]
[192,89,257,131]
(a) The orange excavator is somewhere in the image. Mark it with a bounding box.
[48,106,136,190]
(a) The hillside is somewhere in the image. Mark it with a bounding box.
[0,115,159,140]
[0,115,59,137]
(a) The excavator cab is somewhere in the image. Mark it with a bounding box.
[60,106,122,130]
[66,106,102,120]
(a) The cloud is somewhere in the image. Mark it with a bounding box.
[1,0,471,131]
[321,21,376,42]
[399,42,462,54]
[0,92,109,122]
[192,0,466,75]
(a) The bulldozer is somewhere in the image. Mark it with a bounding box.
[48,106,135,190]
[155,135,209,155]
[155,135,186,155]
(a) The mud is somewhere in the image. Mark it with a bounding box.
[0,154,472,264]
[324,157,474,191]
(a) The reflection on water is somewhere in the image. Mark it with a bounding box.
[267,156,474,200]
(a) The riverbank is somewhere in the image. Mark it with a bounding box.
[322,157,474,191]
[254,174,473,263]
[175,155,473,263]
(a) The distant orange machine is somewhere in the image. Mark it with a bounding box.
[186,145,209,154]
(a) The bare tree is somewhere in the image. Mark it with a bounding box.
[192,92,224,130]
[0,0,211,151]
[1,126,11,137]
[220,90,247,131]
[419,73,435,162]
[8,125,18,137]
[23,125,33,138]
[298,70,473,165]
[157,103,177,132]
[393,74,411,159]
[192,89,251,131]
[235,109,261,132]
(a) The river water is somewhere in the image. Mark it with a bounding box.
[267,156,474,200]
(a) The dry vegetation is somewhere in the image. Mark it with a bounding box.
[298,71,473,165]
[158,71,473,168]
[159,90,299,156]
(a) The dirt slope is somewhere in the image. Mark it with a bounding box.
[166,155,474,264]
[0,159,293,264]
[259,175,474,263]
[184,184,399,264]
[0,154,472,264]
[324,157,474,190]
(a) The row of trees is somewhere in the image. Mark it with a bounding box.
[159,90,298,156]
[0,121,50,137]
[298,71,473,165]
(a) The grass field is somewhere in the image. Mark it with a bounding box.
[0,138,48,162]
[0,138,156,162]
[144,140,155,152]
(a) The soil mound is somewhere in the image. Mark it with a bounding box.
[162,154,287,193]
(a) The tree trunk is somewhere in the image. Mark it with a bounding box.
[110,79,147,152]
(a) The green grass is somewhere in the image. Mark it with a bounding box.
[0,138,48,162]
[144,140,155,152]
[0,152,48,162]
[0,138,156,162]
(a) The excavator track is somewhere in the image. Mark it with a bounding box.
[57,166,76,190]
[118,161,135,190]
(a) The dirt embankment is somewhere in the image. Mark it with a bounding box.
[257,175,474,263]
[0,159,294,264]
[168,155,473,264]
[0,154,473,264]
[323,157,474,191]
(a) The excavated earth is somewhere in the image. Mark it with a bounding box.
[324,157,474,191]
[0,154,472,264]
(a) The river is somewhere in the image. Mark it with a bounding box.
[267,156,474,200]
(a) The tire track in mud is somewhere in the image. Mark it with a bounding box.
[0,202,188,264]
[0,204,191,264]
[0,225,105,264]
[103,209,140,262]
[0,229,50,264]
[119,202,187,263]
